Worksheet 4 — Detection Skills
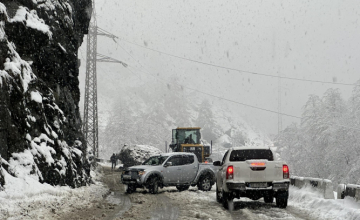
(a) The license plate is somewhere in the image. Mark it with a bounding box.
[249,183,267,188]
[122,175,131,180]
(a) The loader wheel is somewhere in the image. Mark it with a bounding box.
[198,174,212,191]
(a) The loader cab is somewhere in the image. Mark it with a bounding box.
[172,128,201,145]
[170,127,207,163]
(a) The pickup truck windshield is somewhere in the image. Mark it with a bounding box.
[142,156,169,165]
[229,149,274,161]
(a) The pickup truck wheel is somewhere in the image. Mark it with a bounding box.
[198,174,212,191]
[176,185,190,191]
[264,195,274,203]
[148,177,159,194]
[276,197,288,208]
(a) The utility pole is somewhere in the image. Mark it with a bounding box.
[83,0,127,161]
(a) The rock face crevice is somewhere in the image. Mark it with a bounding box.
[0,0,92,188]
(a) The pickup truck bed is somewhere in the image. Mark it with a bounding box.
[214,147,290,209]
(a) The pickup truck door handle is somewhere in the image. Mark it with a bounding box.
[177,168,181,170]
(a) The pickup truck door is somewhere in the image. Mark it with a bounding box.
[163,156,183,184]
[181,155,198,183]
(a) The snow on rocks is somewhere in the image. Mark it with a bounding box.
[30,90,42,103]
[118,145,163,167]
[10,6,52,39]
[1,43,36,92]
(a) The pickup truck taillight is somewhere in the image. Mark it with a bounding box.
[226,165,234,179]
[283,165,289,179]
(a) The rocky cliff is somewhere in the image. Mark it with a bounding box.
[0,0,91,188]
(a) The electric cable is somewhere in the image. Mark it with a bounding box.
[118,43,360,132]
[116,37,355,86]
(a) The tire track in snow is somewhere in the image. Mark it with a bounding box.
[149,193,179,220]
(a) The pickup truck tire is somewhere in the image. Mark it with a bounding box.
[176,185,190,191]
[276,197,288,208]
[197,174,212,191]
[147,176,159,194]
[264,195,274,203]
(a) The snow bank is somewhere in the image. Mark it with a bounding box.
[0,166,107,220]
[290,185,360,220]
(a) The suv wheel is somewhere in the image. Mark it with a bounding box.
[198,174,212,191]
[148,177,159,194]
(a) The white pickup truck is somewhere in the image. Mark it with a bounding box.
[214,146,290,209]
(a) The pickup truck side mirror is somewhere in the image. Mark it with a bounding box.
[213,161,221,166]
[164,162,172,167]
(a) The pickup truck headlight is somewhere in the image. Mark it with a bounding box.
[138,170,146,176]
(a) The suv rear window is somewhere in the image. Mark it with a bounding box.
[229,149,274,161]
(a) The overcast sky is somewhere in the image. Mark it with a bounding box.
[79,0,360,135]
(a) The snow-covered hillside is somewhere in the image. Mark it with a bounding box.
[99,81,272,159]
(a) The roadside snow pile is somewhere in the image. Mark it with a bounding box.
[118,145,162,167]
[0,167,108,220]
[289,185,360,219]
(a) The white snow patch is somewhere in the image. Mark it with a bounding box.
[30,90,42,103]
[30,141,56,165]
[289,185,360,219]
[11,7,52,39]
[8,150,39,181]
[72,148,82,157]
[3,42,36,92]
[0,167,107,220]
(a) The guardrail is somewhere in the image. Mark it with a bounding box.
[337,184,360,201]
[290,176,334,199]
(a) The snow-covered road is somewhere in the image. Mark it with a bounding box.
[2,164,360,220]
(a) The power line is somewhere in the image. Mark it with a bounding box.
[118,44,360,132]
[117,37,355,86]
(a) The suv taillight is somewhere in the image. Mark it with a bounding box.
[283,165,289,179]
[226,165,234,179]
